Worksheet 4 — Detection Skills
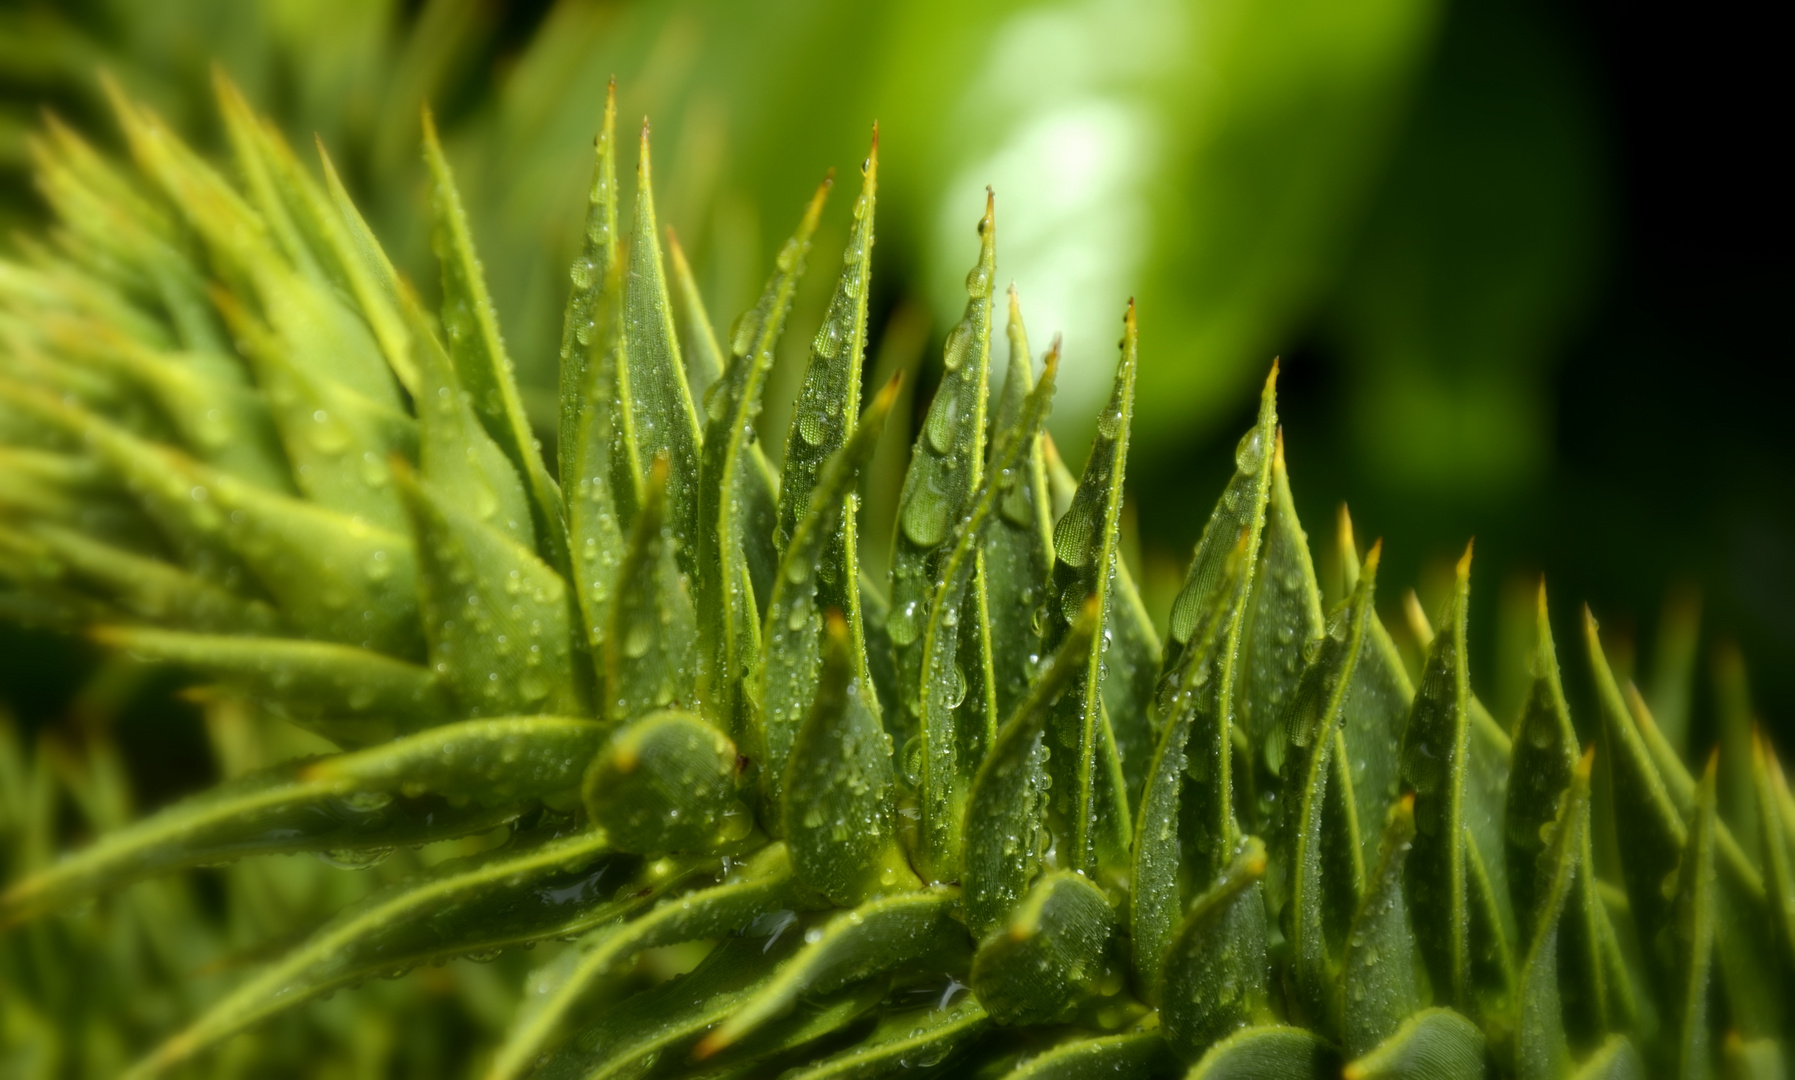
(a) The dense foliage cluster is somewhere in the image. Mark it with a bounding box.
[2,81,1792,1080]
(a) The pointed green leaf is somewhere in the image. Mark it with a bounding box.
[1515,748,1591,1080]
[669,230,783,610]
[1160,837,1270,1062]
[1342,795,1423,1058]
[698,179,827,738]
[227,102,420,397]
[400,280,534,548]
[0,724,572,926]
[101,87,270,288]
[1188,1026,1340,1080]
[256,257,403,413]
[683,980,888,1079]
[215,72,326,283]
[558,80,621,490]
[604,458,698,720]
[1130,531,1248,998]
[970,871,1120,1026]
[695,888,963,1057]
[1585,607,1693,1002]
[567,258,628,656]
[917,347,1056,881]
[1511,585,1632,1042]
[535,933,798,1080]
[980,287,1056,725]
[111,88,400,411]
[131,829,643,1078]
[887,193,997,738]
[1508,581,1580,938]
[1465,699,1518,1014]
[420,109,568,575]
[45,317,288,490]
[1752,732,1795,984]
[756,379,896,813]
[669,227,724,398]
[28,115,224,358]
[1103,552,1163,783]
[1570,1037,1645,1080]
[1343,1008,1486,1080]
[309,716,607,805]
[1277,543,1385,1027]
[487,844,801,1080]
[2,384,422,653]
[1712,643,1758,851]
[784,611,915,906]
[1318,517,1414,891]
[89,626,447,745]
[21,522,278,634]
[1236,432,1325,833]
[1400,544,1481,1011]
[778,137,875,553]
[776,995,989,1080]
[314,137,421,395]
[963,595,1100,940]
[582,709,751,855]
[1619,677,1777,1037]
[1042,303,1138,879]
[213,290,415,530]
[1158,365,1278,703]
[1672,756,1720,1080]
[1155,367,1279,880]
[859,570,901,717]
[616,120,704,570]
[395,461,579,716]
[774,141,877,692]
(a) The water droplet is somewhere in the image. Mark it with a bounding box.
[1235,427,1265,472]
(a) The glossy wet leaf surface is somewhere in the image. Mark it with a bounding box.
[696,888,962,1056]
[421,111,566,577]
[962,597,1098,941]
[397,462,579,717]
[697,178,827,742]
[138,827,641,1077]
[915,344,1055,882]
[1160,837,1270,1061]
[1343,795,1423,1057]
[1345,1007,1487,1080]
[604,460,698,721]
[1276,543,1385,1026]
[886,193,996,749]
[783,612,913,906]
[756,380,897,817]
[583,709,750,855]
[1187,1026,1340,1080]
[970,871,1120,1026]
[488,844,799,1080]
[1041,306,1136,881]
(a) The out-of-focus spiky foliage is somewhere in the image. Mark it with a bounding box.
[2,81,1792,1080]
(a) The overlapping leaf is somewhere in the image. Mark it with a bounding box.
[754,376,899,815]
[915,342,1056,882]
[1041,304,1137,882]
[697,177,828,738]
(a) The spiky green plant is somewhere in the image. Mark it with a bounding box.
[2,79,1792,1080]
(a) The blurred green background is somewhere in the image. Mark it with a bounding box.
[2,0,1788,777]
